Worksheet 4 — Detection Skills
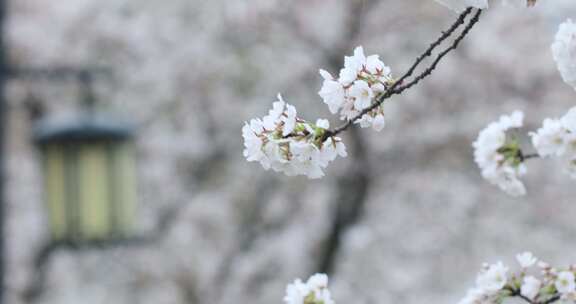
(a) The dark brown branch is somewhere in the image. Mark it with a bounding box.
[518,293,537,304]
[521,153,540,161]
[507,286,562,304]
[391,8,482,95]
[315,5,481,277]
[313,0,376,277]
[507,287,537,304]
[325,7,482,139]
[387,7,473,95]
[542,295,562,304]
[316,126,370,275]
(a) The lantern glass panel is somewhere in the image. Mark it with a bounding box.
[40,138,137,243]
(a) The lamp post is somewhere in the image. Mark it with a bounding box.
[33,73,138,245]
[34,115,137,244]
[0,0,8,301]
[0,0,137,300]
[18,70,140,302]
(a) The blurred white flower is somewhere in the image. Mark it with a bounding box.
[538,261,551,270]
[561,106,576,133]
[284,273,334,304]
[263,97,286,130]
[338,46,366,86]
[319,46,393,132]
[460,255,576,304]
[372,114,386,132]
[476,261,509,294]
[551,19,576,90]
[343,46,366,73]
[338,66,358,86]
[242,119,265,162]
[473,111,527,196]
[306,273,328,290]
[366,55,390,75]
[315,119,330,130]
[357,113,386,132]
[242,95,346,178]
[555,271,576,295]
[521,276,541,300]
[283,104,297,137]
[349,80,374,110]
[319,70,346,114]
[516,252,538,268]
[531,119,567,157]
[531,107,576,179]
[458,261,513,304]
[284,279,309,304]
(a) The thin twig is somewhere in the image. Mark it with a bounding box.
[542,295,562,304]
[507,286,562,304]
[522,153,540,161]
[324,8,482,139]
[510,288,537,304]
[389,7,474,95]
[392,9,482,95]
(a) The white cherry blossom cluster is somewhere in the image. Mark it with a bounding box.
[474,106,576,196]
[473,17,576,196]
[243,46,390,178]
[552,19,576,91]
[283,273,334,304]
[472,111,527,197]
[531,107,576,179]
[434,0,535,12]
[242,95,347,179]
[459,252,576,304]
[318,46,393,132]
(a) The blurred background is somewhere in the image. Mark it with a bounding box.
[2,0,576,303]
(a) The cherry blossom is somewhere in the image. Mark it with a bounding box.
[556,271,576,296]
[458,253,576,304]
[516,251,538,268]
[242,95,347,179]
[472,111,527,196]
[283,274,334,304]
[318,46,393,132]
[531,107,576,179]
[551,19,576,90]
[521,276,541,300]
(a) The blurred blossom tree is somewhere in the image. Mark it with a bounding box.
[5,0,576,304]
[238,1,576,303]
[285,252,576,304]
[243,0,576,198]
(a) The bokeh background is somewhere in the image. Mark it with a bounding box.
[4,0,576,303]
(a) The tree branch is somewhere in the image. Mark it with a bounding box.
[316,126,370,275]
[521,153,540,161]
[324,7,482,139]
[508,287,537,304]
[391,8,482,96]
[313,0,375,277]
[507,286,562,304]
[542,295,562,304]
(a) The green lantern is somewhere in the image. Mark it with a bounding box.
[34,113,137,244]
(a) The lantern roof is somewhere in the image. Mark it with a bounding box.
[33,112,135,144]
